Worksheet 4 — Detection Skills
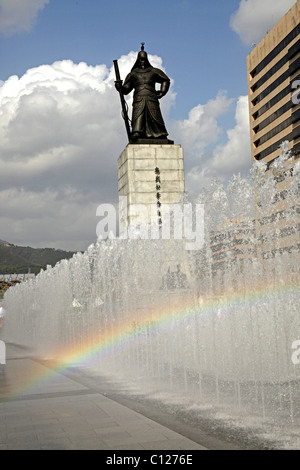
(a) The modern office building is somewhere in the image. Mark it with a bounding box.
[247,1,300,166]
[247,1,300,258]
[209,217,256,273]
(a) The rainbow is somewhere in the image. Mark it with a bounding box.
[1,281,299,401]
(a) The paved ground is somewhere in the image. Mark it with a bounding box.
[0,343,208,450]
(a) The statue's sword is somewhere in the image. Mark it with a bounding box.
[113,60,132,142]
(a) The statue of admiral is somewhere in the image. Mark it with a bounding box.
[115,44,171,142]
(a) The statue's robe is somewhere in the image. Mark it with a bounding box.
[122,67,170,139]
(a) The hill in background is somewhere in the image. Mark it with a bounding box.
[0,240,78,275]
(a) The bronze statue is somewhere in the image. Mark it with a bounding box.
[114,44,173,144]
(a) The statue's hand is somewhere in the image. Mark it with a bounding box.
[115,80,122,92]
[156,91,164,99]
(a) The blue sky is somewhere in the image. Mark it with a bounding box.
[0,0,296,250]
[1,0,245,122]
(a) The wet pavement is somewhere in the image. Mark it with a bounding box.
[0,343,209,450]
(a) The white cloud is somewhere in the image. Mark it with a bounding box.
[170,91,233,157]
[184,96,251,198]
[0,0,49,36]
[0,54,176,250]
[0,59,122,250]
[230,0,297,45]
[0,188,98,251]
[211,96,251,175]
[0,53,253,250]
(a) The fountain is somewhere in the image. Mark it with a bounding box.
[2,144,300,447]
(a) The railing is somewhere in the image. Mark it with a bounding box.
[0,274,35,282]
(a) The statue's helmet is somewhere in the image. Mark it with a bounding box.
[131,45,152,70]
[137,50,148,60]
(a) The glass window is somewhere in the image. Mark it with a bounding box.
[255,57,300,104]
[250,24,300,78]
[254,116,292,147]
[253,101,291,133]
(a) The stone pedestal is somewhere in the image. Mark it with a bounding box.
[118,144,185,232]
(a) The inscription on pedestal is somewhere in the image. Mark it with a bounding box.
[118,144,185,232]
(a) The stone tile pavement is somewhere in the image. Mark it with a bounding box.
[0,344,207,450]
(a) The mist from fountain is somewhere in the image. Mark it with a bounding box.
[3,143,300,446]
